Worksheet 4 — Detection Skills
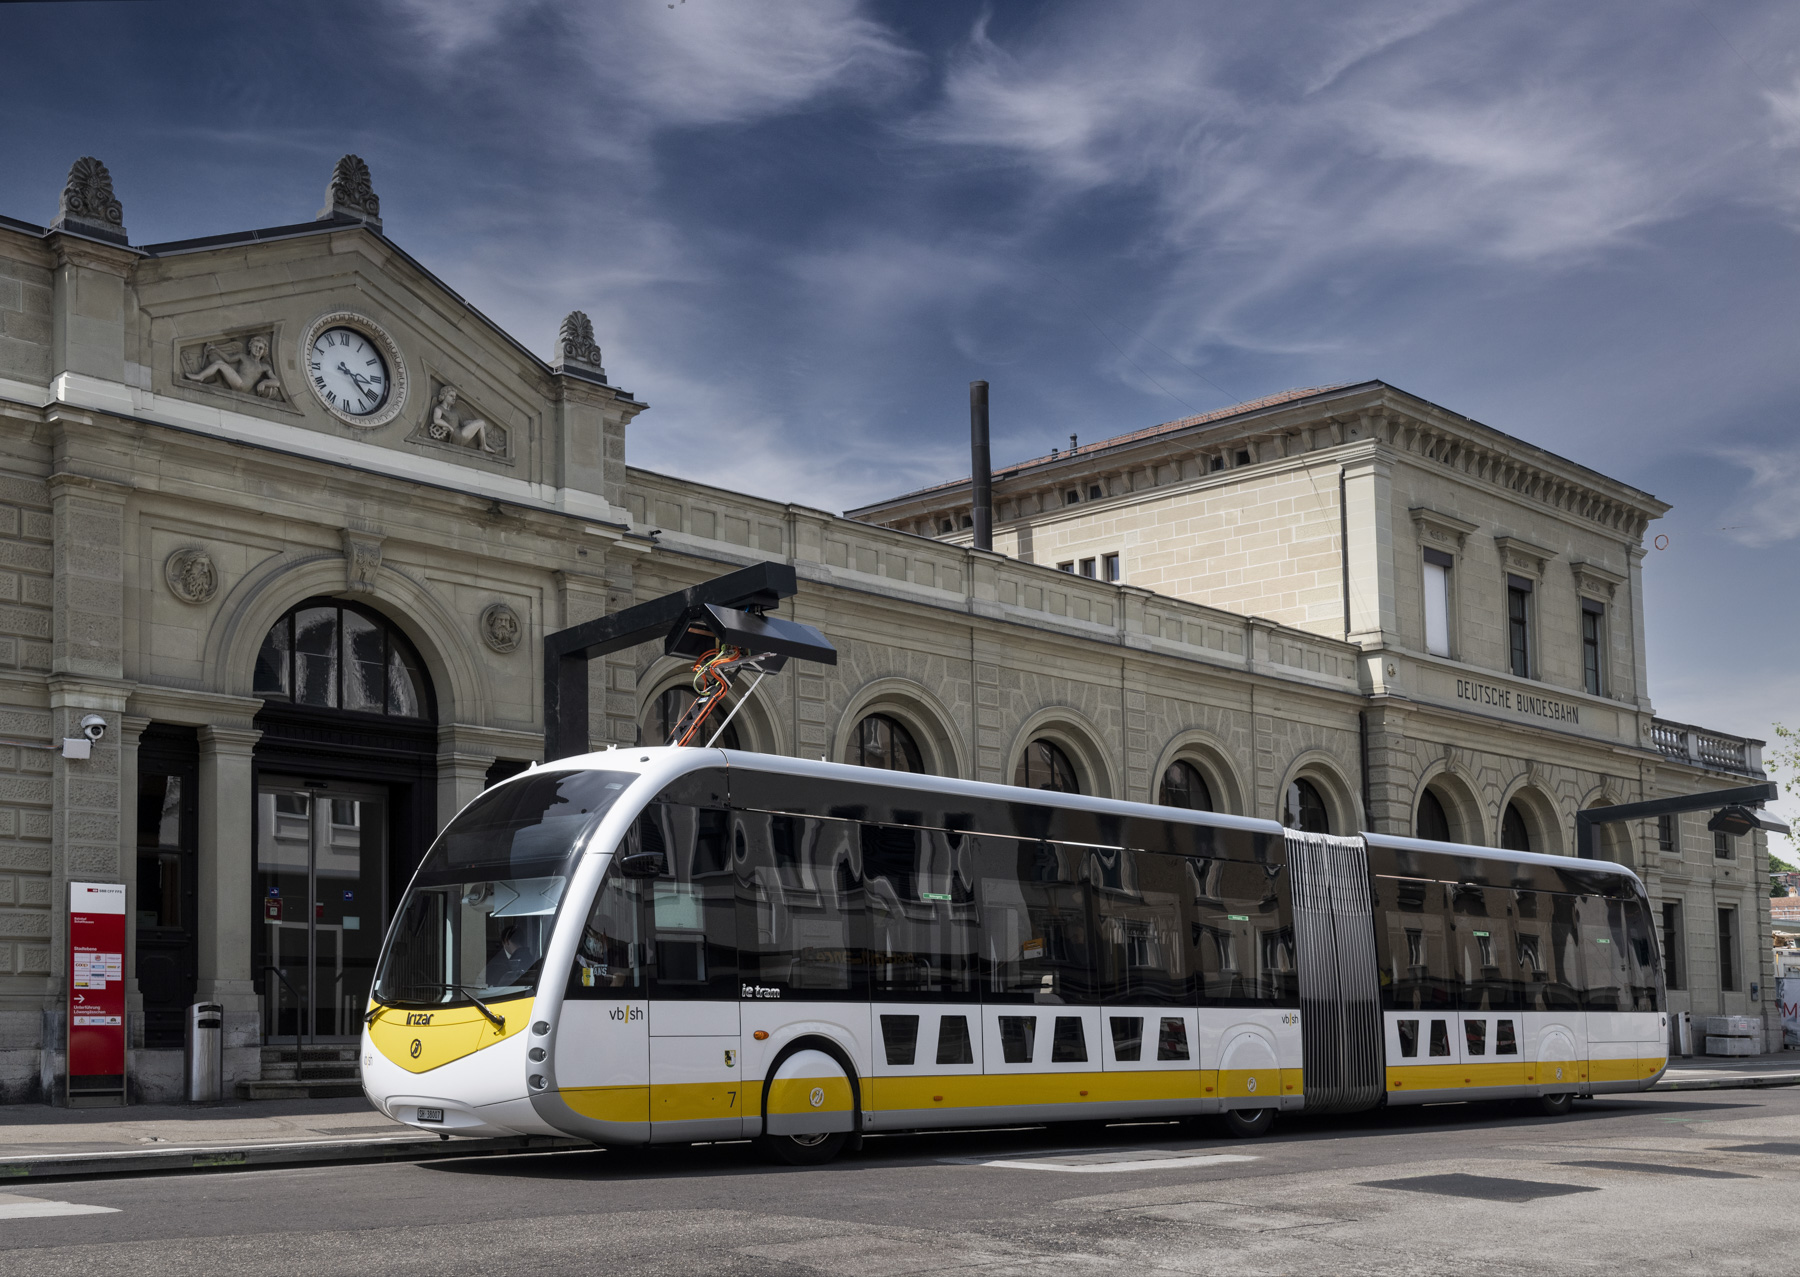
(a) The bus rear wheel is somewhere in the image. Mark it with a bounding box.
[756,1131,848,1166]
[1537,1093,1574,1117]
[1220,1107,1275,1138]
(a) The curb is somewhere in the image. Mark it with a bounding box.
[0,1132,586,1182]
[1650,1073,1800,1092]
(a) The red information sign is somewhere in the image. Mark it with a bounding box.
[68,881,126,1098]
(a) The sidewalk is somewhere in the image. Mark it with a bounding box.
[1653,1049,1800,1091]
[3,1053,1797,1183]
[0,1095,579,1182]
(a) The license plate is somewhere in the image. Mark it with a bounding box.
[416,1107,444,1123]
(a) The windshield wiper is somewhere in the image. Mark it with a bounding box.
[367,983,507,1031]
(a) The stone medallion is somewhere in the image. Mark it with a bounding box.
[164,547,219,605]
[481,602,522,654]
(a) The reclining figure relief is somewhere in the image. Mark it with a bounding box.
[183,334,285,401]
[429,385,504,454]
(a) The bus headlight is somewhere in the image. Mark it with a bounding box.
[529,1074,548,1090]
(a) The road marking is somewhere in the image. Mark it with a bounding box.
[0,1193,119,1219]
[947,1152,1259,1174]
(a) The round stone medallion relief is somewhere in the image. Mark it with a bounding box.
[164,547,219,605]
[481,602,522,654]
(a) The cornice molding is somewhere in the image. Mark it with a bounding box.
[1409,505,1479,551]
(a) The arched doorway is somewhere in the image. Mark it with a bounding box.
[1282,778,1332,834]
[1159,759,1214,810]
[1014,738,1080,793]
[1500,801,1532,852]
[853,713,925,773]
[251,599,437,1042]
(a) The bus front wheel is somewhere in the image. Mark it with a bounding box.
[1220,1107,1275,1138]
[756,1131,848,1166]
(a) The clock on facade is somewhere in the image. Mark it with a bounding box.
[299,311,408,428]
[308,327,388,417]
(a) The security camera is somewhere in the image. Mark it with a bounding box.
[79,714,107,742]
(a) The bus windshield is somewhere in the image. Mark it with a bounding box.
[373,769,638,1008]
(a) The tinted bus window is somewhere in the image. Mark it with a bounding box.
[1193,857,1295,1005]
[643,805,739,1001]
[1374,877,1454,1011]
[864,825,979,1000]
[737,814,865,999]
[567,870,646,999]
[1515,891,1583,1011]
[1090,847,1198,1005]
[977,839,1099,1005]
[1450,884,1522,1012]
[1621,896,1661,1011]
[1581,896,1632,1012]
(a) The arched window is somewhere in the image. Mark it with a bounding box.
[1159,759,1213,811]
[854,713,924,773]
[1282,778,1331,834]
[254,599,429,719]
[1501,802,1531,852]
[646,686,740,751]
[1014,739,1079,793]
[1416,789,1451,842]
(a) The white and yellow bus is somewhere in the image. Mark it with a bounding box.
[361,747,1667,1164]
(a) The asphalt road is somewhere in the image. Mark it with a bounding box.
[3,1090,1796,1275]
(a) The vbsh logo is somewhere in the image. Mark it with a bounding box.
[608,1005,644,1023]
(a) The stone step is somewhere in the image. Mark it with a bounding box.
[259,1064,361,1082]
[236,1079,367,1101]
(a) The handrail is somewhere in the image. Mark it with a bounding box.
[261,965,306,1084]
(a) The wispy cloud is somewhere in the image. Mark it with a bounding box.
[1719,444,1800,548]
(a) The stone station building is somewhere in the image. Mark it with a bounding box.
[0,157,1774,1102]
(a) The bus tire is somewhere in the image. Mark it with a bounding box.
[756,1131,848,1166]
[1219,1107,1275,1138]
[1537,1093,1574,1117]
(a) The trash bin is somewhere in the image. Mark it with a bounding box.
[186,1002,223,1102]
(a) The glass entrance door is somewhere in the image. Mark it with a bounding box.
[255,778,387,1041]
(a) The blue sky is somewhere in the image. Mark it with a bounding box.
[3,1,1797,826]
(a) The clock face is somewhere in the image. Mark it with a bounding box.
[307,326,390,417]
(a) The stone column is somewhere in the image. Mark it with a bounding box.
[436,727,496,835]
[1340,453,1397,644]
[195,724,260,1082]
[119,715,147,1050]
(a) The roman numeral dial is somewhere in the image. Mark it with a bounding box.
[307,325,390,418]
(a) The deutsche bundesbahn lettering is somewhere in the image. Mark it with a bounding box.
[1454,678,1580,725]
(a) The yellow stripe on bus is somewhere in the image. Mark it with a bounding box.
[1385,1057,1665,1091]
[366,997,532,1074]
[562,1084,649,1123]
[868,1068,1300,1111]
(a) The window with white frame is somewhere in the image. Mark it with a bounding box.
[1423,547,1453,657]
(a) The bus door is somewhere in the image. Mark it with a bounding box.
[1583,895,1659,1086]
[975,839,1103,1113]
[1285,832,1382,1114]
[643,804,743,1142]
[1092,846,1202,1114]
[555,866,650,1141]
[1516,888,1587,1092]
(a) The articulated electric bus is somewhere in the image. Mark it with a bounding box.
[361,747,1666,1164]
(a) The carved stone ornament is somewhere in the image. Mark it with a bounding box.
[318,154,381,226]
[409,377,509,459]
[179,329,286,403]
[163,547,219,605]
[480,602,523,654]
[55,156,127,242]
[342,528,384,596]
[554,311,605,376]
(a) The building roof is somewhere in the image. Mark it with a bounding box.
[868,383,1360,508]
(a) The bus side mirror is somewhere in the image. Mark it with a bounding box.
[618,851,667,878]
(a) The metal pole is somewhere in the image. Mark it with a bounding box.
[970,380,992,552]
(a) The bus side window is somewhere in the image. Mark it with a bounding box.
[646,805,739,1001]
[976,839,1098,1005]
[737,813,863,999]
[1581,897,1631,1013]
[1194,858,1295,1006]
[1090,847,1196,1006]
[864,824,978,1001]
[568,869,646,998]
[1375,877,1453,1013]
[1621,895,1661,1011]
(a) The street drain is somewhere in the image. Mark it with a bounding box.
[1360,1173,1597,1203]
